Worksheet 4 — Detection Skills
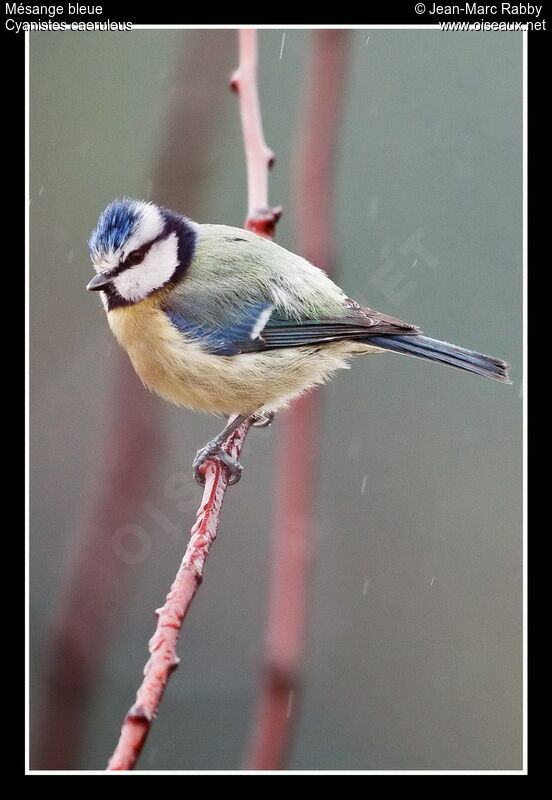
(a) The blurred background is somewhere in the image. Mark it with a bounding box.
[30,29,522,770]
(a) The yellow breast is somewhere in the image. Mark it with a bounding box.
[106,295,366,417]
[107,297,228,414]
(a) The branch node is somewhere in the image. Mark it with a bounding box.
[246,205,283,238]
[264,660,301,693]
[126,703,152,723]
[230,69,240,93]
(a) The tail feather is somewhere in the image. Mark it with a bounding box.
[367,334,512,384]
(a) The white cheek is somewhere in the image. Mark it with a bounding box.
[113,233,179,302]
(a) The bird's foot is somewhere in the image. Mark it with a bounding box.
[193,441,244,487]
[252,411,275,428]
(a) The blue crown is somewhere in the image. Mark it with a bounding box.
[88,198,142,256]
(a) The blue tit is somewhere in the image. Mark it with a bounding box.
[87,198,511,485]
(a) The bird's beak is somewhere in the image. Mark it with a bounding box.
[86,272,113,291]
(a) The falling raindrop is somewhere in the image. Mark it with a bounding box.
[368,196,379,223]
[286,689,294,718]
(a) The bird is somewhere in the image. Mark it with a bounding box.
[87,198,511,485]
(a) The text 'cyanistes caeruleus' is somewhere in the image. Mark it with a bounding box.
[87,199,511,485]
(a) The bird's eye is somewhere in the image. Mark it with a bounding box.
[126,249,145,266]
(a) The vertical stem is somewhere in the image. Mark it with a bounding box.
[245,29,351,771]
[34,357,157,769]
[231,29,281,237]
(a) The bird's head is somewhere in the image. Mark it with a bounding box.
[87,198,196,309]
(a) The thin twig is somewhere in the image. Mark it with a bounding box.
[231,29,282,237]
[106,28,279,771]
[107,421,252,770]
[245,29,351,771]
[34,357,158,769]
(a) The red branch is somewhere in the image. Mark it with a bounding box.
[106,28,279,771]
[107,421,252,771]
[34,357,158,769]
[231,29,282,238]
[245,30,350,771]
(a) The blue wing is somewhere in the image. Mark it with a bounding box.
[164,302,275,356]
[162,296,419,357]
[161,279,510,382]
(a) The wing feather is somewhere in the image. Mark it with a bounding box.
[163,294,419,356]
[161,228,419,355]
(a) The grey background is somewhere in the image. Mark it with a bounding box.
[30,29,522,770]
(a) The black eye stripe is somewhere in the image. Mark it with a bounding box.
[109,230,170,277]
[123,248,146,267]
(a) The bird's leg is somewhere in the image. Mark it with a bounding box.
[193,414,250,487]
[252,411,275,428]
